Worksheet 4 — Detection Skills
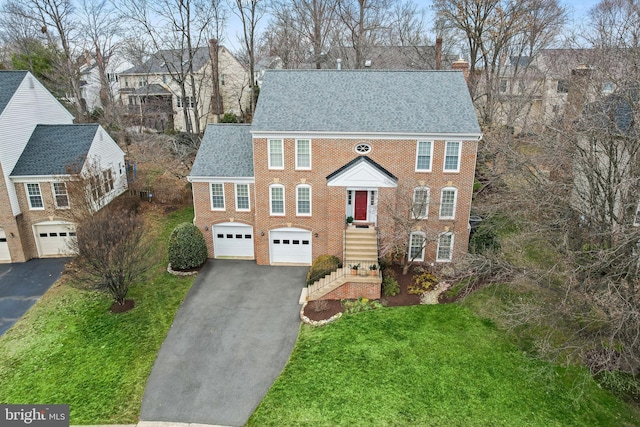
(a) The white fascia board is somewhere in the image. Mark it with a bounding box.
[9,174,73,183]
[187,176,255,184]
[250,131,483,141]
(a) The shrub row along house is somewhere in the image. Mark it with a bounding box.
[189,69,481,298]
[0,71,127,263]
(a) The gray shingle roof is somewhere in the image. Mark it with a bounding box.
[252,70,481,135]
[0,70,28,116]
[190,124,254,177]
[11,124,98,176]
[121,47,211,75]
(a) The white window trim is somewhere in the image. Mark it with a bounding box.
[412,187,429,219]
[235,183,250,212]
[268,139,284,170]
[270,184,285,216]
[439,187,458,219]
[415,140,433,172]
[409,231,426,262]
[210,183,225,211]
[52,182,70,209]
[26,183,44,210]
[296,184,312,216]
[436,232,454,262]
[443,141,461,173]
[295,139,312,170]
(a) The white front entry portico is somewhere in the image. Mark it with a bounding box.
[327,156,397,225]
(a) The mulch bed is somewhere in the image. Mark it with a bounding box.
[303,264,422,321]
[110,299,135,313]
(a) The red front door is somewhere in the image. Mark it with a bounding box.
[354,191,368,221]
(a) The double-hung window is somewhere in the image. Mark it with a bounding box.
[439,188,457,219]
[444,141,461,172]
[268,139,284,169]
[211,183,225,210]
[296,185,311,216]
[295,139,311,169]
[270,184,285,215]
[235,184,250,211]
[409,232,426,262]
[26,183,44,209]
[437,232,454,261]
[416,141,432,171]
[412,187,429,219]
[53,182,70,209]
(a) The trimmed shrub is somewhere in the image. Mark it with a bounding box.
[168,222,208,271]
[307,255,340,285]
[382,276,400,296]
[219,112,238,123]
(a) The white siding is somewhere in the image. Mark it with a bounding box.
[0,73,74,216]
[83,127,128,206]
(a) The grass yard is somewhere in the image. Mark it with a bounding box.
[249,305,640,427]
[0,205,196,424]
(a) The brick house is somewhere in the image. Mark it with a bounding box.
[189,70,481,297]
[0,71,127,263]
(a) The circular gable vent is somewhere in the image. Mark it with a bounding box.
[354,143,372,154]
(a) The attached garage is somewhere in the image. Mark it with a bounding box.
[213,223,254,259]
[269,228,312,265]
[34,222,76,257]
[0,229,10,262]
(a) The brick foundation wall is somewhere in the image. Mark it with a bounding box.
[318,281,381,301]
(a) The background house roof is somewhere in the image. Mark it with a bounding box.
[11,124,99,176]
[121,47,212,75]
[190,124,254,177]
[252,70,481,135]
[0,70,28,116]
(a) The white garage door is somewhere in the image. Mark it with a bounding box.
[34,223,76,257]
[0,229,10,262]
[213,223,254,259]
[270,228,312,265]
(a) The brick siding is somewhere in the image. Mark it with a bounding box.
[318,281,381,300]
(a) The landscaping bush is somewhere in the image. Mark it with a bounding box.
[168,222,208,271]
[341,297,383,314]
[307,255,340,285]
[408,271,439,295]
[382,270,400,296]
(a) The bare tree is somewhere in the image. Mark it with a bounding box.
[231,0,265,118]
[2,0,88,120]
[72,205,155,308]
[79,0,121,118]
[433,0,567,127]
[378,182,448,274]
[117,0,219,134]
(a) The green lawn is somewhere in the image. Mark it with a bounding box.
[249,305,640,427]
[0,206,196,424]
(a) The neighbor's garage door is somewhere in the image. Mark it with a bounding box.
[0,229,10,262]
[270,228,312,265]
[34,223,76,257]
[213,223,254,259]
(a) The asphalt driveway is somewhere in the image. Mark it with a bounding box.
[0,258,69,336]
[141,259,307,426]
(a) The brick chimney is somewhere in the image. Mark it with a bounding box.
[563,64,593,129]
[209,39,223,117]
[452,57,469,83]
[435,37,442,70]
